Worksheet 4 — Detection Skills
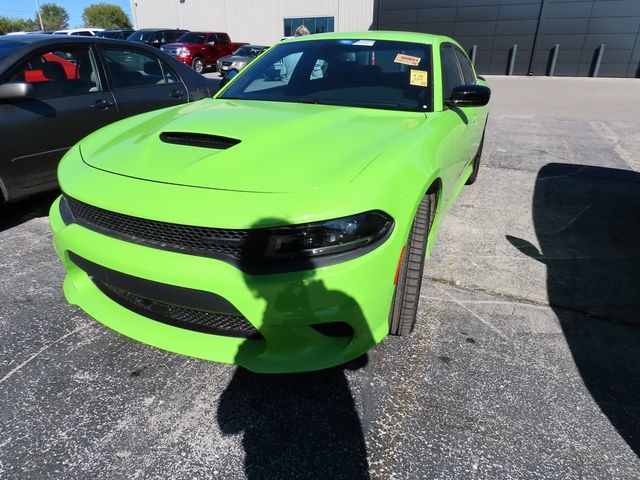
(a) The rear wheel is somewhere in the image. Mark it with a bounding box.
[191,57,204,74]
[388,193,437,336]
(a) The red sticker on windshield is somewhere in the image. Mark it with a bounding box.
[394,53,421,66]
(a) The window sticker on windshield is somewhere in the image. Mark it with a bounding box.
[410,69,428,87]
[353,40,375,47]
[394,53,421,66]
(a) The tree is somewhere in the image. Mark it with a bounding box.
[37,3,69,30]
[0,16,36,34]
[82,3,131,29]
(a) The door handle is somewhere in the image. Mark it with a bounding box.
[90,99,114,110]
[170,89,186,98]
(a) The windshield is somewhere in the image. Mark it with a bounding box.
[0,41,20,60]
[219,39,433,112]
[127,30,155,42]
[177,32,206,44]
[233,46,265,57]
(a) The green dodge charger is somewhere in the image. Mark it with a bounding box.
[50,31,490,373]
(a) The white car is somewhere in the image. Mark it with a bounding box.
[53,28,105,36]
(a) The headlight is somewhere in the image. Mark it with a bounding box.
[233,60,248,69]
[177,48,189,57]
[254,211,393,262]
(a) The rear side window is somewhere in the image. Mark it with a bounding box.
[440,45,463,100]
[215,34,230,44]
[102,46,178,89]
[8,46,102,98]
[454,47,476,84]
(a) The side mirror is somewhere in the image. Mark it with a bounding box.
[219,68,239,89]
[445,84,491,107]
[0,82,34,101]
[208,41,216,46]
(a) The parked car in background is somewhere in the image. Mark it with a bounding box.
[216,44,268,74]
[127,28,188,49]
[95,29,135,40]
[53,28,105,36]
[161,32,248,73]
[0,34,219,203]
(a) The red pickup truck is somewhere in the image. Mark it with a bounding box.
[160,32,247,73]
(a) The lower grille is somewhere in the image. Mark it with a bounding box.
[96,280,261,338]
[69,252,261,339]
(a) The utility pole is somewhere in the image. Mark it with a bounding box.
[35,0,44,31]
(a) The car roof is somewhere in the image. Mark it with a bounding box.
[136,28,188,32]
[0,34,116,45]
[283,30,451,46]
[0,34,174,55]
[54,28,104,33]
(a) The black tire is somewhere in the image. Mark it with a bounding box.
[465,130,485,185]
[389,193,436,336]
[192,56,204,74]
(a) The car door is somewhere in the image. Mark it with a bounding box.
[203,34,217,65]
[0,43,117,199]
[453,46,485,156]
[99,44,188,119]
[212,33,232,62]
[439,43,471,180]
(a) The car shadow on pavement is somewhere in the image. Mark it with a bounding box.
[216,219,372,479]
[0,190,58,232]
[507,163,640,457]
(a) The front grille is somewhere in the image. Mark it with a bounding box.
[64,196,270,262]
[162,47,179,56]
[222,61,232,66]
[95,279,261,338]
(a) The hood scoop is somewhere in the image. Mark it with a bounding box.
[159,132,241,150]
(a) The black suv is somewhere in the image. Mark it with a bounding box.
[126,29,189,48]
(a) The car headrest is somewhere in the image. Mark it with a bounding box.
[42,61,67,81]
[78,60,92,80]
[143,61,162,76]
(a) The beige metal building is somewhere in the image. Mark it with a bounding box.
[129,0,375,46]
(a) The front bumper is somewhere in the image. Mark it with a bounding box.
[50,194,401,373]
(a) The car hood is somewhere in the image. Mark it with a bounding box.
[163,42,201,49]
[220,55,251,63]
[80,99,425,193]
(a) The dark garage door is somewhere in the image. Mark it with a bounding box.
[373,0,640,78]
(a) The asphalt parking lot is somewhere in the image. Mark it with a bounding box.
[1,76,640,479]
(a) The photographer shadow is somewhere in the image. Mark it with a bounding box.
[507,163,640,456]
[217,218,372,479]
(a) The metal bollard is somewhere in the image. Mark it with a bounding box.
[470,45,477,66]
[548,44,559,77]
[592,44,605,77]
[507,44,518,75]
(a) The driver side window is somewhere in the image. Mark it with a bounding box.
[440,45,463,101]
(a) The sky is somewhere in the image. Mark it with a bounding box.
[0,0,132,28]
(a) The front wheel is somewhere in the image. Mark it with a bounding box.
[191,57,204,74]
[388,193,436,336]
